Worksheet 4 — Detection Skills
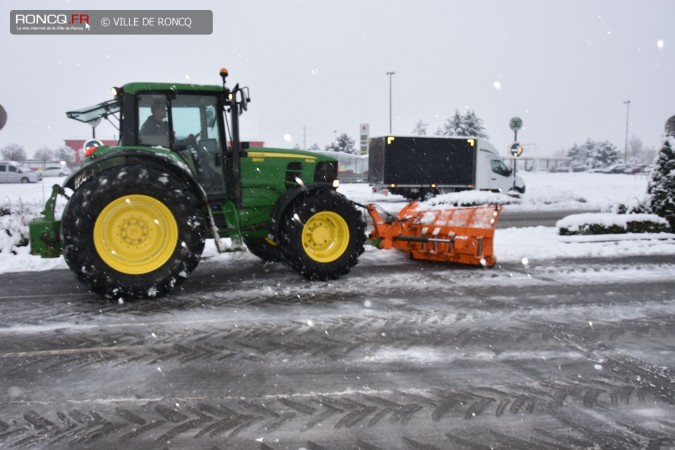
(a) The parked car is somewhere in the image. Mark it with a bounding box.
[623,164,647,174]
[41,166,72,177]
[593,164,628,174]
[549,165,570,173]
[0,162,41,183]
[570,164,589,172]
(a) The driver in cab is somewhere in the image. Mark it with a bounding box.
[140,101,195,149]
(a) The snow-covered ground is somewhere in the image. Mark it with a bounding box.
[0,171,673,275]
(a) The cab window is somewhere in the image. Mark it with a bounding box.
[138,96,170,148]
[171,94,225,195]
[491,159,512,177]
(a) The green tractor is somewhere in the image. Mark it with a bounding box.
[30,69,366,299]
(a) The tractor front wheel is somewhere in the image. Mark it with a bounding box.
[278,191,365,281]
[60,166,207,299]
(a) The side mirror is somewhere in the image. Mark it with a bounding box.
[231,85,251,114]
[240,87,250,112]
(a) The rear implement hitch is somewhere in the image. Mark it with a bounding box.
[29,185,68,258]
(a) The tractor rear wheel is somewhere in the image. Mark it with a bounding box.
[60,166,207,299]
[277,191,365,281]
[243,236,281,262]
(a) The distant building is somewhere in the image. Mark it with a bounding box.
[512,156,573,172]
[240,141,265,149]
[64,138,117,164]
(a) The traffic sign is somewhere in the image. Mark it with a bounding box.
[360,123,369,155]
[509,117,523,132]
[83,139,104,157]
[84,139,103,151]
[0,104,6,131]
[510,142,523,158]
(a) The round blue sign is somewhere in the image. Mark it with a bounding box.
[510,142,523,158]
[84,139,104,151]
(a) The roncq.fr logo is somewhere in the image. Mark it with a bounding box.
[14,13,90,26]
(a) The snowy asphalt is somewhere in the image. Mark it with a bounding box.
[0,253,674,449]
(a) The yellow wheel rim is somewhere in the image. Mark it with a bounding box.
[301,211,350,263]
[93,195,178,275]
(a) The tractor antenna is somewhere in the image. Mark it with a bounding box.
[219,68,229,88]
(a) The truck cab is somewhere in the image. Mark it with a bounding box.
[474,140,525,193]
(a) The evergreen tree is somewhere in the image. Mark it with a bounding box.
[591,140,620,167]
[411,120,428,136]
[435,109,488,138]
[435,110,462,136]
[648,139,675,230]
[325,132,356,154]
[568,138,620,169]
[1,143,26,162]
[462,109,489,138]
[567,143,587,166]
[582,139,597,168]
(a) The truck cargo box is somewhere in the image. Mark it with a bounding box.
[368,136,477,187]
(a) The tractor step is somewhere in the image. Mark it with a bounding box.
[367,202,502,267]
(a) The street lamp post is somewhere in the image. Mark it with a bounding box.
[386,72,395,134]
[623,97,631,163]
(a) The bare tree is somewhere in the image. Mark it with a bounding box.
[1,143,26,162]
[33,147,54,162]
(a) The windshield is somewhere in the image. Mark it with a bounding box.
[66,98,120,125]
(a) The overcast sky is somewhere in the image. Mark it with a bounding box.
[1,0,673,159]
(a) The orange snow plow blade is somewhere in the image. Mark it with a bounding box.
[367,202,503,267]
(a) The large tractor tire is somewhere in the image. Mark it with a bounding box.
[277,191,366,281]
[243,236,281,262]
[60,166,207,299]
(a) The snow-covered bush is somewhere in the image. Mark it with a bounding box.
[557,213,670,236]
[609,197,651,215]
[648,139,675,230]
[421,190,517,208]
[0,200,44,255]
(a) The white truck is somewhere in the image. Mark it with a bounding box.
[368,136,525,200]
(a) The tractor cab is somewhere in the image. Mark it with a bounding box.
[68,76,245,199]
[135,91,227,195]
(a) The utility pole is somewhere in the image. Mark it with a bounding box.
[623,97,631,163]
[386,72,395,134]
